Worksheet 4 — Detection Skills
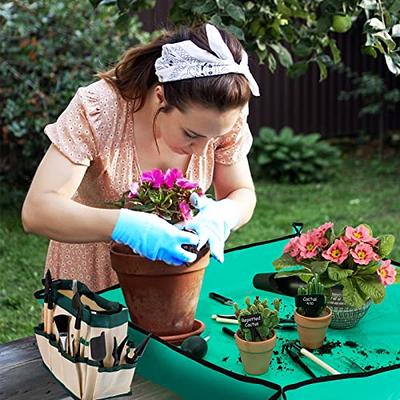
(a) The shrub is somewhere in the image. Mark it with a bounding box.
[249,126,342,183]
[0,1,153,188]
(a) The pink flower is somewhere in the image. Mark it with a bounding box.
[322,239,349,265]
[164,168,183,189]
[341,235,357,248]
[377,259,397,286]
[345,225,375,244]
[372,252,381,262]
[179,201,192,222]
[367,237,379,247]
[127,182,139,198]
[176,178,198,190]
[141,168,165,188]
[350,243,374,265]
[283,236,301,258]
[298,232,320,259]
[313,222,333,238]
[319,237,330,248]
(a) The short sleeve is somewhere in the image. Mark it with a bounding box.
[44,87,99,166]
[213,104,253,165]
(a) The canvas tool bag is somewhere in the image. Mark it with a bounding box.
[34,279,137,400]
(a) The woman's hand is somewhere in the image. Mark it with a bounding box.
[181,193,240,263]
[112,208,200,265]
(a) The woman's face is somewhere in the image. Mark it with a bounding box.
[153,87,242,156]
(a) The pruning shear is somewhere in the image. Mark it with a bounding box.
[209,292,234,306]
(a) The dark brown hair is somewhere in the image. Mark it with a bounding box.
[98,24,251,114]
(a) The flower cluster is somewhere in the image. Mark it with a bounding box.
[274,223,398,308]
[121,168,203,225]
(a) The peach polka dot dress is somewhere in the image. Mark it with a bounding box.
[44,79,253,292]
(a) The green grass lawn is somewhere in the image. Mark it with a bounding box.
[1,157,399,344]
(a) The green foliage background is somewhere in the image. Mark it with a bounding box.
[250,126,342,183]
[100,0,400,78]
[0,0,153,187]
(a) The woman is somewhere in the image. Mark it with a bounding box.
[21,23,259,292]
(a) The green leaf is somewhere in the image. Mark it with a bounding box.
[257,153,270,164]
[275,269,313,279]
[287,61,308,79]
[326,227,336,243]
[292,39,313,58]
[272,253,301,270]
[389,1,400,14]
[256,39,266,52]
[375,31,396,52]
[392,24,400,37]
[209,14,223,27]
[316,59,328,81]
[362,45,378,58]
[327,266,354,281]
[354,276,385,304]
[225,4,245,22]
[303,133,321,144]
[267,52,277,73]
[377,234,396,257]
[226,25,245,41]
[364,18,386,33]
[279,126,294,140]
[259,127,276,141]
[341,279,366,308]
[269,43,293,68]
[309,261,329,275]
[329,39,341,64]
[316,15,332,33]
[319,276,340,288]
[384,54,400,76]
[215,0,231,9]
[116,13,130,30]
[193,2,216,14]
[357,265,379,275]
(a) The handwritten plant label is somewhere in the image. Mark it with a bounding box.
[239,313,262,341]
[295,294,325,317]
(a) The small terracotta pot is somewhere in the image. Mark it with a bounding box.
[294,307,332,350]
[110,243,210,337]
[234,330,277,375]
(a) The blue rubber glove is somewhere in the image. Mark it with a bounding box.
[111,209,200,265]
[182,193,240,263]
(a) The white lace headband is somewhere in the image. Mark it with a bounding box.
[154,24,260,96]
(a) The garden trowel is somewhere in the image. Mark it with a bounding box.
[90,331,106,367]
[54,314,70,352]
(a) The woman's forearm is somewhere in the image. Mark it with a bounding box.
[21,192,120,243]
[226,187,257,230]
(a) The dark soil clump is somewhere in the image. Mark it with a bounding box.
[344,340,358,348]
[317,340,342,355]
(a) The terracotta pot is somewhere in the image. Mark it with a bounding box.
[110,243,210,337]
[234,330,276,375]
[294,307,332,350]
[159,319,205,345]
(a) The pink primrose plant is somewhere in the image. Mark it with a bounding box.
[275,222,398,308]
[121,168,203,225]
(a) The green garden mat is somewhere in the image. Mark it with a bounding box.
[99,227,400,400]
